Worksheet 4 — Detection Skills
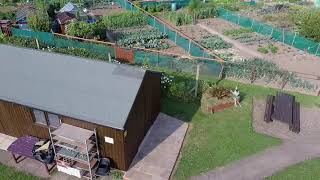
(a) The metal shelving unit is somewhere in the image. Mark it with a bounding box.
[49,123,100,180]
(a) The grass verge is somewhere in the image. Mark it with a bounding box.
[0,164,42,180]
[265,158,320,180]
[162,78,320,180]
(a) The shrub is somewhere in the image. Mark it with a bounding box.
[27,11,51,32]
[291,8,320,41]
[67,21,94,38]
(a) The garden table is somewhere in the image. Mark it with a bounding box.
[7,136,55,175]
[271,93,294,125]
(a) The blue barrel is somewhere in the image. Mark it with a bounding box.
[171,3,177,11]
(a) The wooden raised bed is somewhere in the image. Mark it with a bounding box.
[201,87,234,114]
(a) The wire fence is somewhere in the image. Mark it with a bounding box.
[217,8,320,57]
[3,27,320,95]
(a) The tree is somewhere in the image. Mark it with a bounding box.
[27,12,51,32]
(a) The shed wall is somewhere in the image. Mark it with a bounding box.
[123,71,161,169]
[61,117,126,170]
[0,100,49,138]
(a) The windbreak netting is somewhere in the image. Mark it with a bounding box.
[217,8,320,56]
[134,49,222,77]
[11,28,116,57]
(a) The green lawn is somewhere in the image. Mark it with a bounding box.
[161,78,320,180]
[265,158,320,180]
[0,164,42,180]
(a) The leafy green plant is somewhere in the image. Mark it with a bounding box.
[110,170,124,180]
[201,35,232,50]
[27,11,51,32]
[291,7,320,41]
[223,58,318,92]
[257,47,269,54]
[117,29,168,49]
[223,27,253,37]
[102,12,147,29]
[67,21,94,38]
[268,44,279,54]
[165,10,193,26]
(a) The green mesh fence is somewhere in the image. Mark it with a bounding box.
[115,0,222,77]
[11,28,115,57]
[217,8,320,56]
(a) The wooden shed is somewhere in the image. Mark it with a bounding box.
[0,45,161,171]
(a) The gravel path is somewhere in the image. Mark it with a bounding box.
[191,99,320,180]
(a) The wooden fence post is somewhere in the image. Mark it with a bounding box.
[218,63,225,80]
[36,39,40,50]
[281,74,290,90]
[108,53,111,62]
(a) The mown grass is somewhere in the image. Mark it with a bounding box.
[161,78,320,180]
[0,164,42,180]
[265,158,320,180]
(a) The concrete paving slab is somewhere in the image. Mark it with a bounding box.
[0,133,17,150]
[124,113,188,180]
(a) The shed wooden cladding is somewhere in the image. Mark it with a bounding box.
[0,45,161,171]
[0,100,49,138]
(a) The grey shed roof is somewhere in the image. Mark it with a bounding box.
[0,45,147,130]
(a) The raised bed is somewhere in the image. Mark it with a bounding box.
[201,86,234,113]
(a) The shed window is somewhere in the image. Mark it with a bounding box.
[33,109,47,125]
[48,113,61,128]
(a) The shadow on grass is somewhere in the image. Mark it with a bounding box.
[161,98,200,123]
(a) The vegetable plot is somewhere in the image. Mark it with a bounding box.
[117,29,169,49]
[201,35,232,50]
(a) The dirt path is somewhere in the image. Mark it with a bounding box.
[191,99,320,180]
[198,24,263,59]
[198,20,320,77]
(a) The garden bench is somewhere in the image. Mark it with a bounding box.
[291,102,300,133]
[265,92,300,133]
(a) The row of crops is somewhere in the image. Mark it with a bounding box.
[117,29,169,49]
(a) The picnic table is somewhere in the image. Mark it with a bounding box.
[271,93,294,124]
[264,92,300,133]
[7,136,56,174]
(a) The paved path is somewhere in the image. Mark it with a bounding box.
[192,99,320,180]
[192,138,320,180]
[124,113,188,180]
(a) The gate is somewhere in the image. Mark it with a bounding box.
[115,47,134,64]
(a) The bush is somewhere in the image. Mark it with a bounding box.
[67,21,94,38]
[0,11,16,20]
[161,73,212,102]
[291,8,320,41]
[27,11,51,32]
[102,12,147,29]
